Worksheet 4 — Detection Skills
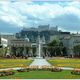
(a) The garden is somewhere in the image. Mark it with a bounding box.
[48,58,80,68]
[0,58,80,79]
[0,59,32,68]
[0,66,80,79]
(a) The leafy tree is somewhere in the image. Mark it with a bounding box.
[32,47,36,57]
[47,40,59,57]
[73,45,80,57]
[62,47,67,56]
[48,40,59,46]
[43,47,47,56]
[47,40,66,57]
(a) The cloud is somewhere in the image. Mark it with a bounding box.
[51,14,80,31]
[0,1,27,27]
[0,20,22,33]
[0,1,80,32]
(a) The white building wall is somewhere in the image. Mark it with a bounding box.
[1,38,8,47]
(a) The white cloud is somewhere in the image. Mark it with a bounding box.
[0,1,80,30]
[0,1,27,27]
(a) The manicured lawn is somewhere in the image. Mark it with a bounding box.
[0,59,32,68]
[0,70,80,79]
[48,58,80,68]
[0,58,80,79]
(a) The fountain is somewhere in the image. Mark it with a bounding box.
[36,33,42,58]
[29,34,51,67]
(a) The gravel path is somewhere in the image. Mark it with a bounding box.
[30,58,52,67]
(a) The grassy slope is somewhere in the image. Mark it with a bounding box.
[0,70,80,79]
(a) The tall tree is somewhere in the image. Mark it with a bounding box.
[47,40,60,57]
[73,45,80,57]
[47,40,66,57]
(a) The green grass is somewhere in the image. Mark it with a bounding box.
[0,70,80,79]
[0,58,80,79]
[0,59,32,68]
[48,58,80,68]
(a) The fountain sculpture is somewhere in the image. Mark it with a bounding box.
[30,33,51,67]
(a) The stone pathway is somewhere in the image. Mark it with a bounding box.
[60,67,74,70]
[0,66,74,71]
[0,67,22,71]
[29,58,51,67]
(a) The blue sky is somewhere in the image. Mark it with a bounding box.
[0,0,80,33]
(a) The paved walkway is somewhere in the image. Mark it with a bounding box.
[60,67,74,70]
[0,67,22,71]
[0,66,74,72]
[30,58,52,67]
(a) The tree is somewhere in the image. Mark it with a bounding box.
[47,40,60,57]
[47,40,66,57]
[62,47,67,56]
[43,47,47,56]
[32,47,36,57]
[11,47,17,57]
[73,45,80,57]
[48,40,59,46]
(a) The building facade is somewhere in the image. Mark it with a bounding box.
[60,33,80,57]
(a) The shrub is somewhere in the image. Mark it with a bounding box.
[0,73,4,77]
[71,69,80,75]
[0,70,15,77]
[41,65,52,71]
[51,67,62,72]
[17,68,27,72]
[21,66,30,72]
[28,66,39,71]
[4,71,15,76]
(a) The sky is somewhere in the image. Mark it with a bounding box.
[0,0,80,33]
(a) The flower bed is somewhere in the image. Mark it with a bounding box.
[0,70,15,77]
[16,66,63,72]
[27,66,39,71]
[51,67,62,72]
[48,59,80,68]
[41,65,52,71]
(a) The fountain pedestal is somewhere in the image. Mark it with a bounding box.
[29,34,51,68]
